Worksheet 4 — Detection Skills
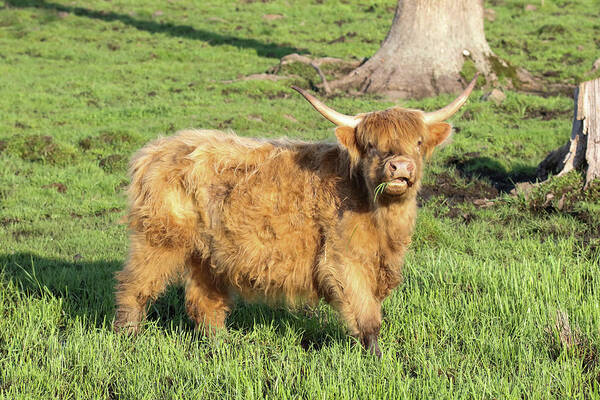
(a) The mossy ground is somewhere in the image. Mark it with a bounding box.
[1,0,599,399]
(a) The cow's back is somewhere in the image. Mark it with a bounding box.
[128,129,341,304]
[186,131,344,304]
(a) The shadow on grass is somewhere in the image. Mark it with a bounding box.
[227,302,348,351]
[0,252,344,351]
[0,252,120,326]
[6,0,303,59]
[446,155,538,192]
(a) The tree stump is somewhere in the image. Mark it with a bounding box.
[537,78,600,189]
[328,0,495,99]
[321,0,548,99]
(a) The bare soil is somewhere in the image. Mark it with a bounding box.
[419,171,499,205]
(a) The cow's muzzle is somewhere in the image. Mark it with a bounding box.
[384,158,415,195]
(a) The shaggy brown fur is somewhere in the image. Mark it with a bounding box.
[114,106,453,357]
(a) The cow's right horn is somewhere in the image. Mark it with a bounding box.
[292,86,361,128]
[422,73,479,124]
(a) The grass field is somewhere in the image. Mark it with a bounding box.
[1,0,600,398]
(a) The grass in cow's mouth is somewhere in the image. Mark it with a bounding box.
[0,0,599,398]
[374,182,389,202]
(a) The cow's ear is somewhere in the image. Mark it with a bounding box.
[424,122,452,159]
[335,126,361,164]
[427,122,452,147]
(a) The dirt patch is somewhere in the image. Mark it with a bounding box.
[559,52,585,66]
[99,154,128,173]
[217,118,233,129]
[0,217,21,227]
[12,229,42,242]
[524,106,571,121]
[221,87,243,97]
[266,91,290,99]
[14,121,31,129]
[521,173,600,214]
[513,175,600,257]
[537,24,567,37]
[42,182,67,193]
[444,207,477,223]
[327,32,357,44]
[461,110,475,121]
[542,70,560,78]
[78,132,141,151]
[116,180,129,191]
[1,135,78,165]
[93,207,122,217]
[419,171,499,206]
[70,208,122,219]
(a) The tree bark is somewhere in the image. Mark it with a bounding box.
[329,0,498,99]
[537,78,600,189]
[582,79,600,188]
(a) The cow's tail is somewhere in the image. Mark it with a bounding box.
[126,135,199,248]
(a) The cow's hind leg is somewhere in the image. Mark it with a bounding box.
[114,234,187,334]
[184,257,231,335]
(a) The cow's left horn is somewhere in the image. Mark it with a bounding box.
[292,86,361,128]
[422,73,479,124]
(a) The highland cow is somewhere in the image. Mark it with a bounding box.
[114,77,477,357]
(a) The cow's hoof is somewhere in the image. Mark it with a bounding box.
[362,333,382,359]
[113,320,140,335]
[369,341,382,359]
[113,310,142,335]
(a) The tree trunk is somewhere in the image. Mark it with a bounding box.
[537,78,600,189]
[329,0,502,99]
[582,79,600,188]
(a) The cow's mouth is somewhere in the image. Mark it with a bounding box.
[385,178,412,195]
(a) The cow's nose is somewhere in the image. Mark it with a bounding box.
[386,159,414,179]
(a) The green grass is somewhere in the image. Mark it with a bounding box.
[374,182,389,202]
[1,0,600,398]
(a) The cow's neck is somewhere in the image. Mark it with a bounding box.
[373,194,418,252]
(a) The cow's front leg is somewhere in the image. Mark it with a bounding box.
[360,325,382,358]
[353,301,382,358]
[324,268,383,358]
[344,302,382,358]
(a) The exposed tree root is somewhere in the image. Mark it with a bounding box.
[226,52,574,101]
[220,73,290,84]
[222,53,363,95]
